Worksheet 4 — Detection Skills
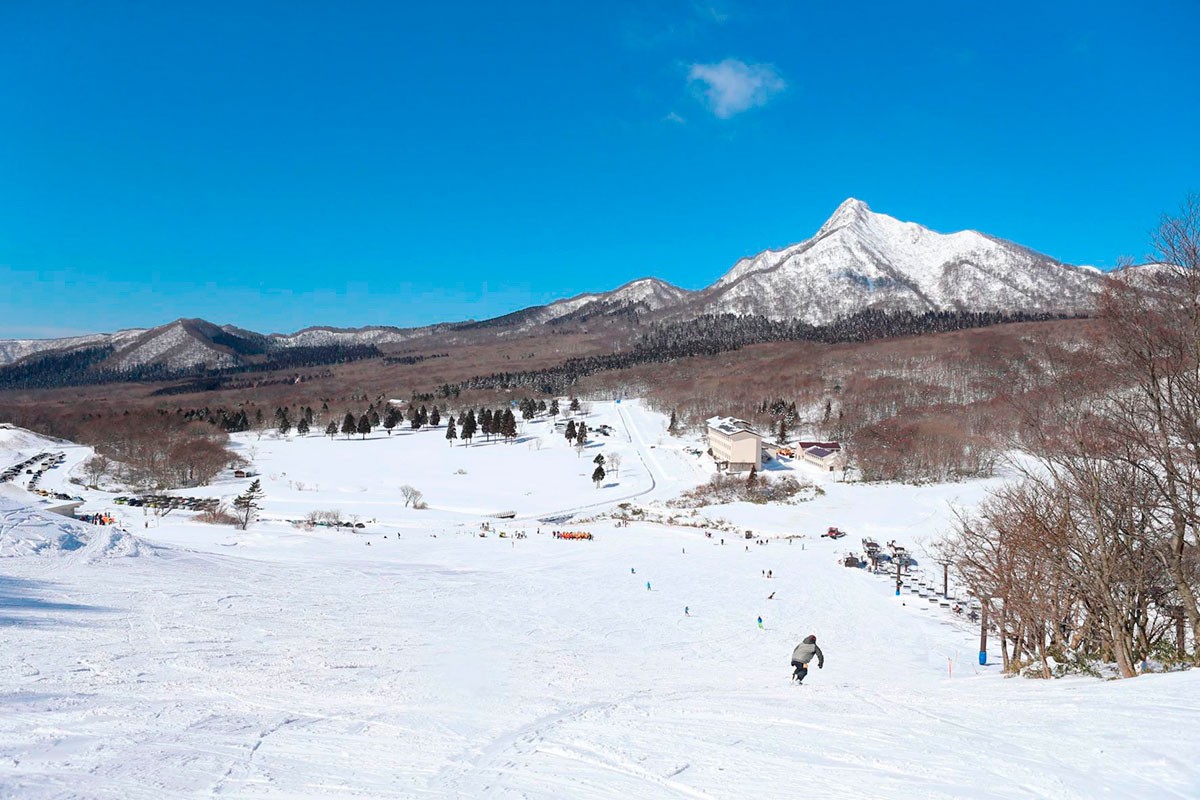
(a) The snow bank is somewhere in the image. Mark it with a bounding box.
[0,423,64,457]
[0,495,145,560]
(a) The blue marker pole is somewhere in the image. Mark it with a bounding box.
[978,601,988,665]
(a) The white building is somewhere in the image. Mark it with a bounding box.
[801,444,845,472]
[706,417,762,473]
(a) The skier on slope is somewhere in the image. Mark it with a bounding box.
[790,634,824,684]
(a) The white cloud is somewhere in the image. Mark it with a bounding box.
[687,58,785,119]
[664,111,686,124]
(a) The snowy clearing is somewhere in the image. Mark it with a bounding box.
[0,402,1197,798]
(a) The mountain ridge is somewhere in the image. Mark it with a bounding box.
[0,199,1118,372]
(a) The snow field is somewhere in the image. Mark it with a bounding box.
[0,402,1197,798]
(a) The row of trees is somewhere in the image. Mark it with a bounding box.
[78,411,243,490]
[944,199,1200,676]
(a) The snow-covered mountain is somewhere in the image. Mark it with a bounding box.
[685,198,1101,324]
[0,329,147,366]
[0,199,1112,376]
[511,278,694,328]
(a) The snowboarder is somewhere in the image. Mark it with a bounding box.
[685,606,690,616]
[646,581,651,591]
[757,616,764,630]
[791,634,824,683]
[631,567,636,574]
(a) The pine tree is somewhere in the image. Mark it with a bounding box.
[304,406,314,425]
[357,413,371,439]
[549,398,560,417]
[502,409,517,441]
[445,415,457,445]
[461,410,477,444]
[410,411,423,431]
[592,465,605,487]
[325,420,338,439]
[481,409,494,440]
[777,416,789,442]
[668,409,679,435]
[570,396,580,412]
[537,399,547,413]
[430,406,441,426]
[369,408,381,427]
[296,417,310,436]
[341,412,357,439]
[383,405,400,435]
[575,422,588,455]
[565,419,577,442]
[593,453,605,467]
[418,405,428,426]
[233,479,264,530]
[277,409,291,436]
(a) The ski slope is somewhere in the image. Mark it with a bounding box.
[1,404,1198,798]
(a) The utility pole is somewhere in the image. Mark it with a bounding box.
[939,559,950,599]
[895,555,902,596]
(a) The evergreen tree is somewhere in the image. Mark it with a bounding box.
[383,405,400,435]
[777,416,789,442]
[430,406,441,426]
[569,396,580,412]
[304,406,315,425]
[277,408,292,436]
[592,465,606,487]
[410,411,423,431]
[521,400,535,421]
[461,410,477,444]
[549,398,560,417]
[565,419,577,442]
[233,479,264,530]
[445,415,457,445]
[593,453,605,467]
[296,417,310,436]
[255,408,264,428]
[325,420,338,438]
[341,412,357,439]
[369,408,381,427]
[481,409,494,440]
[357,413,372,439]
[537,399,547,413]
[668,409,679,435]
[502,409,517,441]
[746,465,758,489]
[575,422,588,455]
[418,405,428,426]
[321,401,329,413]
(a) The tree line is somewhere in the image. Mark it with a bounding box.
[942,198,1200,677]
[449,310,1075,396]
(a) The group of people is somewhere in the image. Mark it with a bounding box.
[82,512,117,526]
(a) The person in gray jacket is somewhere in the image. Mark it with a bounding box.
[791,634,824,683]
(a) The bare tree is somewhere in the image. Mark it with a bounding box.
[400,485,423,508]
[82,454,110,486]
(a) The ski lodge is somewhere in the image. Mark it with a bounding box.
[799,443,845,472]
[706,416,762,473]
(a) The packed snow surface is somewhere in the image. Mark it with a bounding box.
[0,402,1196,798]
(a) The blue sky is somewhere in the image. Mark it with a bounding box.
[2,0,1198,338]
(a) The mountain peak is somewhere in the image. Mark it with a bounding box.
[817,198,873,236]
